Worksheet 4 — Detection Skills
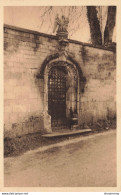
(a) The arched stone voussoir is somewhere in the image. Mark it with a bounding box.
[36,53,86,84]
[67,55,86,83]
[36,53,59,79]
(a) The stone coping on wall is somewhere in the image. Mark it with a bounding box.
[4,24,116,52]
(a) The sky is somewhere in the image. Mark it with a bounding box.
[4,6,116,43]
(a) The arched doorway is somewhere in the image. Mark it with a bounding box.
[48,66,68,130]
[37,53,86,133]
[44,61,79,131]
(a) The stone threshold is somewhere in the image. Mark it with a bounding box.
[42,129,92,138]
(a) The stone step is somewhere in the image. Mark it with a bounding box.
[42,129,92,138]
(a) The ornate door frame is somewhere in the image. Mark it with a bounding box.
[43,59,79,133]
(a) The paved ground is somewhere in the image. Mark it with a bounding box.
[4,130,116,187]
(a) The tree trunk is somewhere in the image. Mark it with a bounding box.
[104,6,116,45]
[87,6,102,45]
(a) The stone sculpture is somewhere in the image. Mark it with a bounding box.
[53,14,69,34]
[53,14,69,45]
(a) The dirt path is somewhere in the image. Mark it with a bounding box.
[4,130,116,187]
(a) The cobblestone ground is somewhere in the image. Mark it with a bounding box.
[4,130,116,187]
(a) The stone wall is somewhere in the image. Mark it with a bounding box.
[77,46,116,126]
[4,24,116,138]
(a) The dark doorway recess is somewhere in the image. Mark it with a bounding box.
[48,66,69,130]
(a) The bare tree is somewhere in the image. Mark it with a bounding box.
[86,6,116,46]
[104,6,116,45]
[38,6,84,38]
[86,6,102,45]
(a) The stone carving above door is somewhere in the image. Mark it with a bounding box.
[53,15,69,46]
